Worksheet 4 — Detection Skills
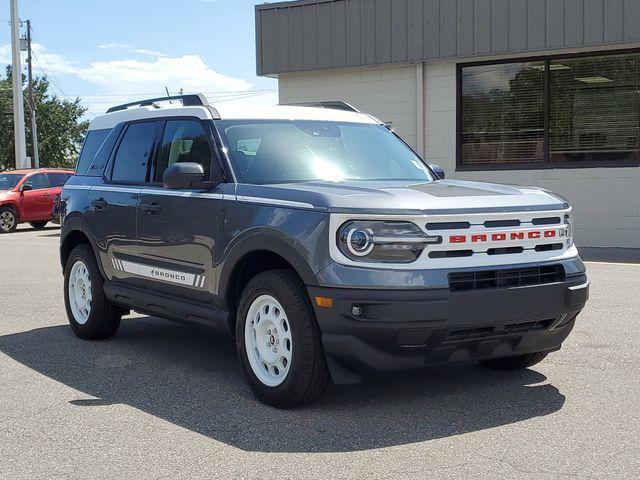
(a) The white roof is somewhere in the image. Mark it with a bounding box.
[89,102,380,131]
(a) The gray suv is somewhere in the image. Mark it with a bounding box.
[60,95,589,407]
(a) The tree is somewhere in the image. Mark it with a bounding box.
[0,66,89,170]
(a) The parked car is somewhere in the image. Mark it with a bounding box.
[59,95,589,408]
[0,168,74,233]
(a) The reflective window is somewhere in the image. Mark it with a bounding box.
[24,173,49,190]
[48,172,69,187]
[76,129,110,175]
[0,174,24,190]
[155,120,212,182]
[460,52,640,168]
[111,122,158,183]
[460,61,545,166]
[549,53,640,164]
[218,120,434,184]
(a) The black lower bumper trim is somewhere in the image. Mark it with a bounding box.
[308,275,588,383]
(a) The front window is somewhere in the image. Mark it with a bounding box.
[0,174,25,190]
[217,120,434,184]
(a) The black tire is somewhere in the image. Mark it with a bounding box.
[29,221,48,229]
[236,269,330,408]
[479,351,549,371]
[0,206,18,233]
[64,244,122,340]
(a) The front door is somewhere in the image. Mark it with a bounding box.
[20,173,52,221]
[137,118,227,304]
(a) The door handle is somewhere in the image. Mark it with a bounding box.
[140,202,162,214]
[91,198,108,210]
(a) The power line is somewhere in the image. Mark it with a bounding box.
[28,26,70,97]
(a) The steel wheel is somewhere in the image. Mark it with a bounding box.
[0,210,16,232]
[68,260,93,325]
[244,294,293,387]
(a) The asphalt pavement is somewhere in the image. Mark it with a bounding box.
[1,225,639,479]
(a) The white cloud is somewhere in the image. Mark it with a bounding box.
[1,43,257,116]
[97,43,168,58]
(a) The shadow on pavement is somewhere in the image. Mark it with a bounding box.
[9,225,60,235]
[0,317,565,453]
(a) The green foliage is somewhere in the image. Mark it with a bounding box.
[0,66,89,170]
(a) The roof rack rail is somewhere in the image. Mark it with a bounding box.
[106,94,209,113]
[283,101,360,113]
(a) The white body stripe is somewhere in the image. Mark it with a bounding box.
[236,195,315,209]
[110,257,206,289]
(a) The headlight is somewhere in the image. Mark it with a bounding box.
[337,220,437,263]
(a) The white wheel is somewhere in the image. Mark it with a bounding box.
[244,294,293,387]
[68,260,93,325]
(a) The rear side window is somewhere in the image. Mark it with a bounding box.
[76,129,110,175]
[48,172,69,187]
[111,122,158,183]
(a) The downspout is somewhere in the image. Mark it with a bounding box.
[416,62,425,159]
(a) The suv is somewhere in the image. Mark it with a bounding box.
[59,95,589,408]
[0,168,74,233]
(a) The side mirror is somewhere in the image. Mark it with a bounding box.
[20,183,33,192]
[429,164,445,180]
[162,162,206,189]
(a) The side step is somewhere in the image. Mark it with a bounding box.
[103,281,231,335]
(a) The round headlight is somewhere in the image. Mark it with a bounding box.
[346,228,374,256]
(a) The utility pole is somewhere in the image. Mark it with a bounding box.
[10,0,28,169]
[25,20,39,168]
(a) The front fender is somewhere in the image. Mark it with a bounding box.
[218,228,320,299]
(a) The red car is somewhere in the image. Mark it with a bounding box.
[0,168,74,233]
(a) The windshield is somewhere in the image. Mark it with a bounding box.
[0,174,25,190]
[216,120,434,184]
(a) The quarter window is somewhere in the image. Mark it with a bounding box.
[76,129,110,175]
[111,122,158,183]
[154,120,213,182]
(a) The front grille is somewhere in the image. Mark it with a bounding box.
[445,318,555,342]
[448,265,564,291]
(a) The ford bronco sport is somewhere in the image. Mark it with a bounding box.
[59,94,589,408]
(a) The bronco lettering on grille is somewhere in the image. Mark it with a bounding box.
[449,229,557,244]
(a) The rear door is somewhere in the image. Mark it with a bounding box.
[84,121,160,285]
[20,173,52,221]
[137,118,227,303]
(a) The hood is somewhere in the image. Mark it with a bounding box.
[0,190,15,201]
[237,179,568,214]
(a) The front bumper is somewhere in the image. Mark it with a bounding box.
[308,268,588,384]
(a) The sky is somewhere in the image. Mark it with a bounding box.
[0,0,278,118]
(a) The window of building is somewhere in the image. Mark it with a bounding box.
[154,120,213,182]
[111,122,158,183]
[459,51,640,169]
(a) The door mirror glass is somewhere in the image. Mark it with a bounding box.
[162,162,206,189]
[20,183,33,192]
[429,163,445,179]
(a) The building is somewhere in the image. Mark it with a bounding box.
[255,0,640,249]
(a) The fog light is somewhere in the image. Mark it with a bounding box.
[352,305,363,317]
